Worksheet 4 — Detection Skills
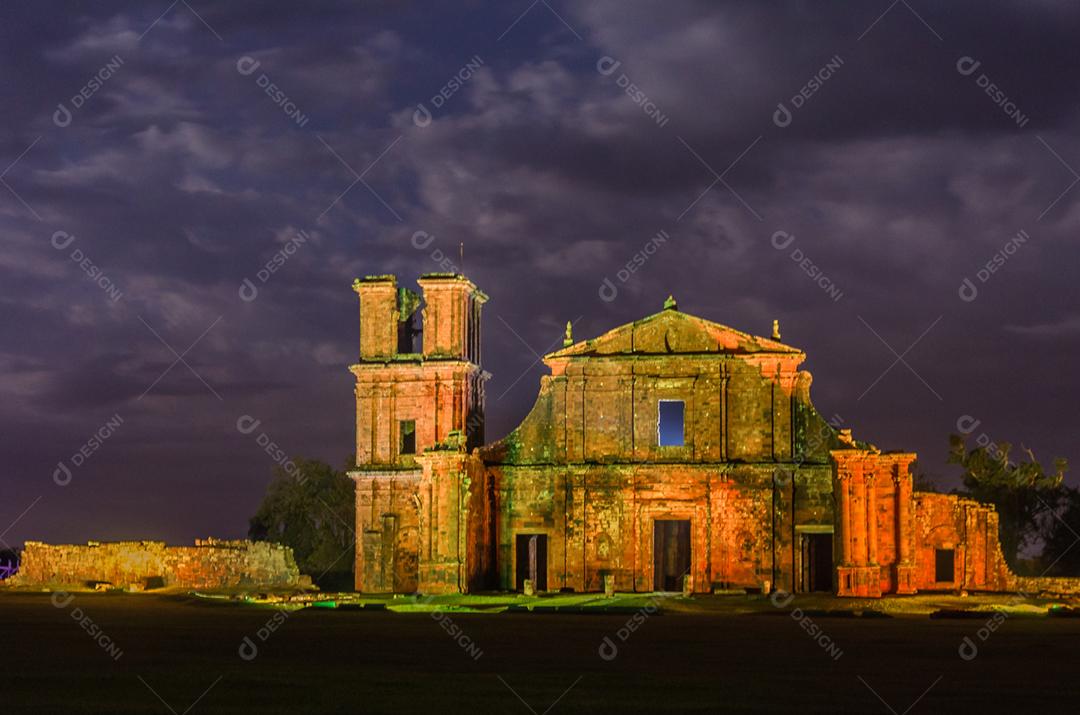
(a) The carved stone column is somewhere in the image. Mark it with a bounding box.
[865,472,878,566]
[893,459,917,594]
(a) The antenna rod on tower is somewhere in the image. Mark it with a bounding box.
[460,242,464,275]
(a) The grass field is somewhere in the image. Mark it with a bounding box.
[2,590,1078,713]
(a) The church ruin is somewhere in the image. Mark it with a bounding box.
[349,273,1072,597]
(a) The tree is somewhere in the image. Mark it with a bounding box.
[249,458,355,590]
[948,434,1067,571]
[1039,486,1080,576]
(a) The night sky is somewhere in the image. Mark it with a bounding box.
[3,1,1079,547]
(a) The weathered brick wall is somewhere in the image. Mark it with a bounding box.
[416,274,485,361]
[470,311,842,595]
[833,451,919,597]
[350,447,491,595]
[491,354,811,466]
[13,539,299,589]
[488,462,832,593]
[912,492,1013,592]
[352,469,421,592]
[352,362,484,465]
[355,275,400,360]
[1014,576,1080,596]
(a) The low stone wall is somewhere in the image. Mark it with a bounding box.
[11,539,300,590]
[1011,575,1080,597]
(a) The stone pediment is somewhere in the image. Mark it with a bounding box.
[546,307,801,359]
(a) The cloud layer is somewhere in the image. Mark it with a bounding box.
[2,1,1080,544]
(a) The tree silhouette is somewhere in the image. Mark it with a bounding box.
[249,458,355,590]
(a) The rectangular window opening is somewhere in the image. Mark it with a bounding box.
[397,311,421,354]
[399,419,416,455]
[935,548,955,583]
[658,400,685,446]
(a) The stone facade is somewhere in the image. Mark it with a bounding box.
[11,539,300,590]
[349,274,1075,597]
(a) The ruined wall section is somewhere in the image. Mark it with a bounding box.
[911,494,1080,597]
[14,539,299,590]
[489,462,833,593]
[913,492,1013,593]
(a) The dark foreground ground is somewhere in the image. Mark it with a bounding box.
[2,591,1078,714]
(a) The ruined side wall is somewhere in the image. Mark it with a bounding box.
[910,493,1080,597]
[490,463,833,593]
[834,448,1080,597]
[913,492,1013,592]
[14,539,299,589]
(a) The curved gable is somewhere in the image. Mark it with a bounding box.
[546,308,801,360]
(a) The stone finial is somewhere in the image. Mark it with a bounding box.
[663,295,678,311]
[563,321,573,347]
[772,319,781,340]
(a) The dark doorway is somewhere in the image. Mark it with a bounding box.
[515,534,547,592]
[935,548,955,583]
[653,520,691,591]
[801,533,833,592]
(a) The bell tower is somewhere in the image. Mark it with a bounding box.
[350,273,487,467]
[349,272,489,593]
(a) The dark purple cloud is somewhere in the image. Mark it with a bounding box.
[2,0,1080,545]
